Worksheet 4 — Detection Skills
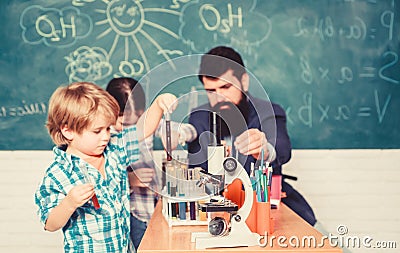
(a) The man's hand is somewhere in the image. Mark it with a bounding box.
[128,168,155,188]
[234,128,270,160]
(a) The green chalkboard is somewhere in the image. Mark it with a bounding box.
[0,0,399,150]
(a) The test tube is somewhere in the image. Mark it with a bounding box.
[165,112,172,161]
[189,201,196,220]
[178,194,187,220]
[79,163,100,210]
[169,162,178,219]
[166,161,175,196]
[161,158,166,190]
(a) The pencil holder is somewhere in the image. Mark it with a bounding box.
[256,201,272,236]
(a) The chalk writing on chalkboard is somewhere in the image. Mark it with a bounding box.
[92,0,182,72]
[285,90,391,128]
[1,0,399,149]
[299,51,399,85]
[0,101,47,118]
[65,46,112,82]
[179,1,272,53]
[294,10,395,41]
[20,1,184,81]
[20,5,92,47]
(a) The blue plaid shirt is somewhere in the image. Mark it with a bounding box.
[35,126,139,252]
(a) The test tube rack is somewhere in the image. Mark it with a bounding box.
[161,192,209,227]
[161,159,209,227]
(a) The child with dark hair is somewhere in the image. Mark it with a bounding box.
[106,77,197,249]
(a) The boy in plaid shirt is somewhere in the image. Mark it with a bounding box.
[34,82,177,252]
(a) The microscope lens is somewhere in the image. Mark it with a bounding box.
[208,217,228,236]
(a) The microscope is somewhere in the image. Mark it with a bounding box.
[192,157,261,248]
[191,112,261,249]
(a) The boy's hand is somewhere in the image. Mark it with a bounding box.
[156,93,178,113]
[136,93,178,142]
[66,184,95,209]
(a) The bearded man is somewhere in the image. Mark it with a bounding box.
[187,46,316,226]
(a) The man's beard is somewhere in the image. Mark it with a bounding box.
[211,94,249,138]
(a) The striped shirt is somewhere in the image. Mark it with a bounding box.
[35,126,139,253]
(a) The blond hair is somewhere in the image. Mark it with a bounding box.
[46,82,120,146]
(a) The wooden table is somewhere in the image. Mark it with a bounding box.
[138,200,342,253]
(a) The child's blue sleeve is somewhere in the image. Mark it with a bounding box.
[34,166,67,227]
[113,125,140,167]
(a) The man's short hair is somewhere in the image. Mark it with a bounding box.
[46,82,120,146]
[198,46,246,83]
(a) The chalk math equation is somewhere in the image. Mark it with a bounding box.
[299,51,399,85]
[294,8,395,41]
[285,90,391,127]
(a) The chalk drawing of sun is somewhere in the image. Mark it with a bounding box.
[95,0,183,76]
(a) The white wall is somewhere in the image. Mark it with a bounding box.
[1,150,399,253]
[0,151,63,253]
[284,150,400,252]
